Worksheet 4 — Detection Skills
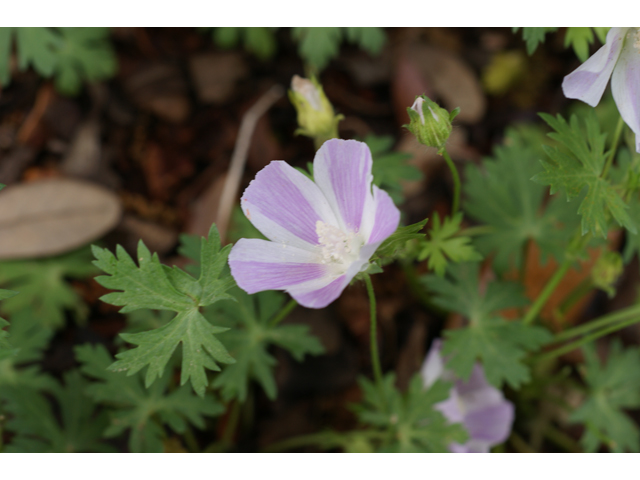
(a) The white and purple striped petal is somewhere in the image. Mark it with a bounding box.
[229,239,328,294]
[241,161,339,250]
[562,27,627,107]
[229,139,401,309]
[611,29,640,153]
[421,339,515,453]
[313,139,373,232]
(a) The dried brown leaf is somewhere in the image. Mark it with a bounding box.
[0,178,122,259]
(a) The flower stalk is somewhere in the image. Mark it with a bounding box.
[364,274,383,387]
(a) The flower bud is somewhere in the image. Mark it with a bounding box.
[405,95,459,154]
[592,251,623,298]
[288,75,343,148]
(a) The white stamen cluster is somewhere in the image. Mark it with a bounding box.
[315,221,360,267]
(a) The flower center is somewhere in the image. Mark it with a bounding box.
[315,221,362,267]
[634,28,640,51]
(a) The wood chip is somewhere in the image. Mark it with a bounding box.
[0,178,122,259]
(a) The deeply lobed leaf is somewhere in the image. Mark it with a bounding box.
[76,343,224,453]
[423,262,551,388]
[570,340,640,452]
[353,373,468,452]
[532,112,635,237]
[208,289,324,402]
[92,224,237,397]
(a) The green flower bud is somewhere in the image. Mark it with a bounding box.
[405,95,459,154]
[288,75,343,149]
[592,251,623,298]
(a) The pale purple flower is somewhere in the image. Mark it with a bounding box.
[228,139,400,309]
[562,27,640,152]
[421,339,515,453]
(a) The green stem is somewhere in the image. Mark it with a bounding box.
[509,432,536,453]
[522,231,591,326]
[544,424,582,453]
[457,225,495,237]
[182,425,201,453]
[442,149,461,215]
[401,261,432,311]
[263,430,387,453]
[364,274,383,386]
[522,259,572,325]
[535,314,640,363]
[221,399,241,446]
[554,278,594,323]
[601,116,625,179]
[269,298,297,327]
[551,303,640,344]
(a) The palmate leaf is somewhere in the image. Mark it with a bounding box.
[570,340,640,452]
[532,112,636,238]
[0,289,19,361]
[623,196,640,263]
[208,289,324,402]
[0,28,116,95]
[213,27,277,61]
[0,309,55,393]
[76,344,223,453]
[3,371,114,453]
[352,373,468,453]
[0,246,97,329]
[422,262,551,388]
[464,126,580,273]
[374,219,428,262]
[417,212,482,276]
[92,224,237,397]
[513,27,558,55]
[564,27,609,62]
[291,27,386,71]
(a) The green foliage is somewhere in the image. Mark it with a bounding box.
[3,371,114,452]
[291,27,386,71]
[464,126,580,273]
[533,112,635,237]
[423,262,551,388]
[226,206,266,245]
[208,289,324,402]
[352,373,468,452]
[0,246,97,329]
[623,196,640,263]
[365,134,423,205]
[571,341,640,452]
[76,343,223,453]
[92,224,237,397]
[513,27,557,55]
[0,310,55,393]
[417,212,482,276]
[0,27,116,95]
[374,219,428,262]
[0,289,18,361]
[564,27,609,62]
[213,27,277,61]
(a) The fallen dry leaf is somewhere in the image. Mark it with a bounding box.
[0,178,122,259]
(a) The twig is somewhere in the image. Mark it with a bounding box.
[216,85,284,242]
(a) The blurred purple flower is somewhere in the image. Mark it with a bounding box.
[421,339,514,453]
[228,139,400,309]
[562,27,640,152]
